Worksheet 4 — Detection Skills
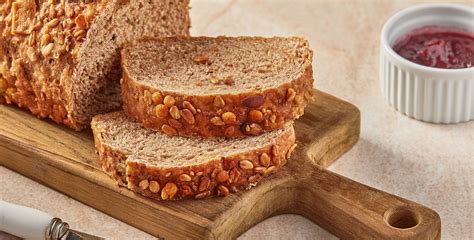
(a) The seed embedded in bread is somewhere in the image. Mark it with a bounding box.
[180,109,194,124]
[121,36,314,137]
[211,116,225,126]
[183,101,197,114]
[152,91,163,104]
[149,181,160,193]
[91,111,296,200]
[210,77,220,84]
[195,191,211,199]
[260,153,271,167]
[242,95,265,108]
[239,160,254,170]
[155,104,168,118]
[214,96,225,108]
[217,185,230,197]
[168,119,183,129]
[41,34,52,46]
[222,112,237,125]
[139,179,149,190]
[73,29,86,41]
[244,123,263,136]
[41,43,54,57]
[179,174,192,182]
[272,145,279,156]
[265,166,277,175]
[161,183,178,200]
[47,18,60,28]
[229,168,240,184]
[216,171,230,183]
[169,106,181,119]
[199,177,211,192]
[74,14,88,29]
[161,124,177,135]
[249,110,264,122]
[255,167,267,174]
[163,95,176,107]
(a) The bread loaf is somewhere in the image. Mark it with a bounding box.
[0,0,190,130]
[121,36,314,137]
[92,111,297,200]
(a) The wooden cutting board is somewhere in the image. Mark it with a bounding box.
[0,90,440,239]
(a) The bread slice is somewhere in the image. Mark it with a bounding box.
[121,36,314,138]
[0,0,190,130]
[92,111,297,200]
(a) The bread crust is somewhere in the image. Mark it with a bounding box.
[0,0,106,129]
[0,1,191,131]
[91,114,296,200]
[92,125,129,186]
[121,39,314,137]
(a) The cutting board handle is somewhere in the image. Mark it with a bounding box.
[293,166,441,239]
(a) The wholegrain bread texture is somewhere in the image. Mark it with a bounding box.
[0,0,190,130]
[121,36,314,138]
[91,111,297,200]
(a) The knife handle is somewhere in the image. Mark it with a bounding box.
[0,200,68,240]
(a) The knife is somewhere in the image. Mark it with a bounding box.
[0,200,103,240]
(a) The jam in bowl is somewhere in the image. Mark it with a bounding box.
[392,26,474,69]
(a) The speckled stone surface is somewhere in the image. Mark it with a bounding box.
[1,0,473,239]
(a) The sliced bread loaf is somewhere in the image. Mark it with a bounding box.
[92,111,297,200]
[121,36,314,138]
[0,0,190,130]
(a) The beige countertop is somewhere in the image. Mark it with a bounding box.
[1,0,473,239]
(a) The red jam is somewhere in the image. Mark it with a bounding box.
[393,26,474,69]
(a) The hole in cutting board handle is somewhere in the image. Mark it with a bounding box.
[384,206,420,229]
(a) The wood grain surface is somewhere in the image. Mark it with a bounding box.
[0,90,440,239]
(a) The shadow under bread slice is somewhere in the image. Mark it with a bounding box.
[121,36,314,138]
[91,111,297,200]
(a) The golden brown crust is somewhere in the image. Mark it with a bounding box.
[0,0,104,130]
[1,1,192,131]
[91,117,297,200]
[121,63,314,138]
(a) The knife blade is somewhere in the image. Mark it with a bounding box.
[66,229,104,240]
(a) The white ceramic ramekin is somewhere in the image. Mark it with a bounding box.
[380,4,474,124]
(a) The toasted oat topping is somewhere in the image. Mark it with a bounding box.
[0,0,103,124]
